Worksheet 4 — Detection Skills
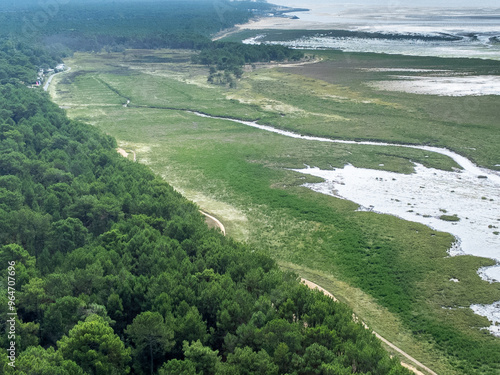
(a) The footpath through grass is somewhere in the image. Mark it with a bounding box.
[51,50,500,374]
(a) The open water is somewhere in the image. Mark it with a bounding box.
[247,0,500,60]
[242,1,500,334]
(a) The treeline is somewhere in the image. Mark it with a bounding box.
[0,38,409,374]
[193,41,304,86]
[0,41,66,85]
[1,1,254,40]
[1,0,303,87]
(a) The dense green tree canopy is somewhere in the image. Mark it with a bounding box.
[0,3,409,374]
[57,315,131,374]
[0,44,408,375]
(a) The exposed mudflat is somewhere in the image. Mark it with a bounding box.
[191,110,500,335]
[368,75,500,96]
[292,164,500,270]
[292,163,500,336]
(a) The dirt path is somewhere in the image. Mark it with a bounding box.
[300,278,436,375]
[191,208,434,374]
[249,57,323,70]
[199,211,226,235]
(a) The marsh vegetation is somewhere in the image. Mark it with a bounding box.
[50,48,500,374]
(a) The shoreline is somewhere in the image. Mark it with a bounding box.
[212,16,334,41]
[187,110,500,287]
[213,10,500,61]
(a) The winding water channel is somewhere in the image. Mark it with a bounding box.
[191,111,500,335]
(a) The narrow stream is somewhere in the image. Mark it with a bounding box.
[192,111,500,183]
[191,110,500,335]
[55,67,500,334]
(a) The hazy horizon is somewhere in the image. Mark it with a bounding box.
[2,0,499,13]
[268,0,500,9]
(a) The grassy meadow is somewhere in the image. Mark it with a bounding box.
[50,49,500,374]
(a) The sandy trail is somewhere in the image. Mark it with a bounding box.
[301,278,437,375]
[199,210,226,235]
[212,27,241,41]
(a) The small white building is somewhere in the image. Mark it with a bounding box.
[55,64,66,72]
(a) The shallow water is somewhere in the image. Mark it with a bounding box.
[367,75,500,96]
[243,1,500,60]
[291,164,500,278]
[191,110,500,335]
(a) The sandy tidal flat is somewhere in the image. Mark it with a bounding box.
[292,163,500,335]
[368,75,500,96]
[292,164,500,277]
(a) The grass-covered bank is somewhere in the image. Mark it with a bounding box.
[50,49,500,374]
[1,42,417,374]
[222,30,500,170]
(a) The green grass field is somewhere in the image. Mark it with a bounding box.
[50,49,500,374]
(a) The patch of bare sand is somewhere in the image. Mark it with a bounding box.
[116,148,129,158]
[301,279,338,301]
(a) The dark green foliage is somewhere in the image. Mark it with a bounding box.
[196,41,304,86]
[0,4,411,374]
[0,43,409,375]
[0,1,302,88]
[0,41,64,85]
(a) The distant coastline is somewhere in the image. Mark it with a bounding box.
[211,6,309,41]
